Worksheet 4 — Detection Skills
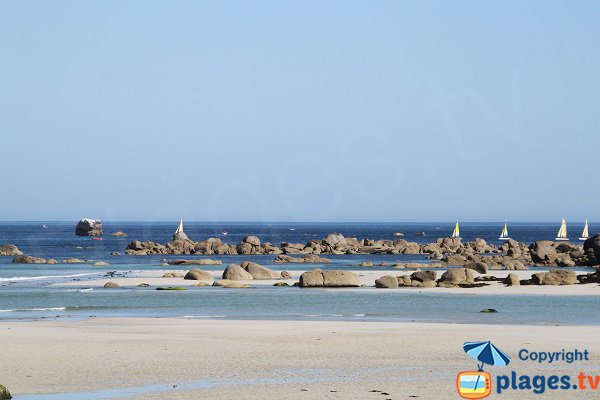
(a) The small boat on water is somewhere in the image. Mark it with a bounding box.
[42,224,49,229]
[222,231,228,236]
[579,219,589,241]
[451,221,460,238]
[393,232,404,237]
[498,222,509,241]
[555,218,569,241]
[91,237,103,241]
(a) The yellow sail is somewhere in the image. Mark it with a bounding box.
[499,222,509,239]
[580,219,589,240]
[452,221,460,238]
[555,218,568,240]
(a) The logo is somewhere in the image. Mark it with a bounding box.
[457,341,511,399]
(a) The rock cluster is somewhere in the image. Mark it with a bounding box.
[222,262,285,280]
[298,269,361,287]
[75,218,103,236]
[0,244,22,256]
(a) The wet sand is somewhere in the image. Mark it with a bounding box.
[2,318,600,399]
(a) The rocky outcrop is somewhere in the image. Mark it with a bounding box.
[464,261,488,274]
[240,261,280,279]
[93,261,110,266]
[111,231,128,237]
[504,273,520,286]
[184,269,213,281]
[63,258,86,264]
[168,259,222,266]
[299,269,360,287]
[75,218,103,236]
[273,254,330,263]
[0,244,22,256]
[103,281,120,288]
[212,279,250,288]
[532,269,578,285]
[222,264,254,280]
[12,255,47,264]
[437,268,475,287]
[375,275,399,288]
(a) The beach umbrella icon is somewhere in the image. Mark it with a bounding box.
[463,341,511,371]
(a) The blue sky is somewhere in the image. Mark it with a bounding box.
[1,1,598,222]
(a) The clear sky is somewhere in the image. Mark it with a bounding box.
[1,1,598,222]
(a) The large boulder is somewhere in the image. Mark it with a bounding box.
[12,255,47,264]
[184,268,213,281]
[464,261,488,274]
[222,264,254,280]
[375,275,399,288]
[529,241,557,264]
[298,269,324,287]
[539,269,578,285]
[322,270,361,287]
[243,235,261,247]
[168,259,222,266]
[583,234,600,260]
[0,384,11,399]
[0,244,22,256]
[504,273,520,286]
[240,261,280,279]
[75,218,103,236]
[411,270,437,282]
[324,233,347,247]
[103,281,120,288]
[438,268,475,286]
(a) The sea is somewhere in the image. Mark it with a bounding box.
[1,221,599,325]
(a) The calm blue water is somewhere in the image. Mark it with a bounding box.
[0,222,598,324]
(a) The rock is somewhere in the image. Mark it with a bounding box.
[222,264,254,280]
[111,252,121,256]
[298,269,325,287]
[539,269,578,285]
[583,234,600,260]
[12,255,47,264]
[0,384,11,399]
[240,261,280,279]
[397,275,412,286]
[464,262,488,274]
[504,273,520,286]
[529,241,557,264]
[46,259,58,264]
[75,218,103,236]
[324,233,347,247]
[531,272,546,285]
[63,258,85,264]
[375,275,399,288]
[156,286,187,290]
[273,282,289,286]
[243,235,261,246]
[193,282,211,287]
[438,268,475,286]
[410,270,437,282]
[212,279,250,288]
[480,309,498,313]
[361,262,374,267]
[184,268,213,281]
[168,259,222,266]
[162,272,184,278]
[443,254,467,266]
[273,254,330,263]
[280,271,292,278]
[93,261,110,266]
[103,281,120,288]
[137,283,150,287]
[0,244,22,256]
[322,270,360,287]
[111,231,128,237]
[160,263,169,267]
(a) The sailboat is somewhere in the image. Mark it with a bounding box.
[498,222,509,240]
[555,218,569,241]
[451,221,460,238]
[175,218,184,235]
[579,219,589,241]
[172,218,189,241]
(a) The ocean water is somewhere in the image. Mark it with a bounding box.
[1,221,599,324]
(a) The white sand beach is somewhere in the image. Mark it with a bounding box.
[1,318,599,399]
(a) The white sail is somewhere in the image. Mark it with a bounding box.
[451,222,460,238]
[175,218,184,235]
[555,218,568,240]
[580,219,589,240]
[499,222,509,240]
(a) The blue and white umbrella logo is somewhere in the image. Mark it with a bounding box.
[463,341,511,371]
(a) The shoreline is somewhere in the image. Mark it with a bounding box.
[2,318,599,399]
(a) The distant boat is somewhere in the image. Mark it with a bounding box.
[289,228,295,231]
[498,222,509,241]
[555,218,569,241]
[175,218,184,235]
[222,231,228,236]
[42,224,49,229]
[393,232,405,237]
[579,219,589,241]
[451,221,460,238]
[91,237,103,241]
[172,218,189,241]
